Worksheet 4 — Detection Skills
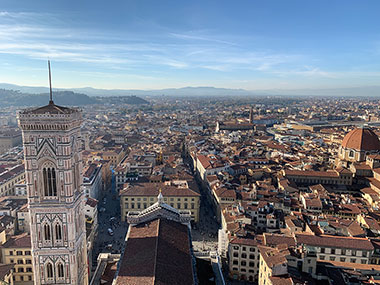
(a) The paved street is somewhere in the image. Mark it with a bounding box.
[190,165,220,253]
[91,178,128,271]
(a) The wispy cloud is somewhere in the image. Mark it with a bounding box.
[272,66,338,78]
[0,11,308,73]
[1,9,360,88]
[170,32,237,46]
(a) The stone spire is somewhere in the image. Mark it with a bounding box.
[157,189,164,204]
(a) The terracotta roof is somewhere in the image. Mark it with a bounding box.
[263,233,296,247]
[284,169,339,178]
[100,261,118,284]
[369,177,380,191]
[339,204,361,215]
[269,276,293,285]
[319,260,380,271]
[83,164,98,179]
[341,127,380,151]
[1,233,31,248]
[116,218,194,285]
[296,233,374,251]
[305,197,322,209]
[197,155,211,169]
[364,217,380,231]
[86,197,98,208]
[230,237,259,246]
[361,187,380,197]
[0,264,14,280]
[213,187,236,199]
[258,245,288,268]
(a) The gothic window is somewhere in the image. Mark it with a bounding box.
[44,224,51,241]
[55,224,62,240]
[76,163,79,188]
[57,262,64,278]
[73,164,76,191]
[46,263,53,278]
[43,167,57,196]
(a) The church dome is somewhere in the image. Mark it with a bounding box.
[341,127,380,151]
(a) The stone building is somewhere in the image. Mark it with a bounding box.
[228,237,261,282]
[0,165,25,197]
[0,233,33,284]
[120,180,200,222]
[0,130,22,154]
[337,127,380,168]
[17,97,88,284]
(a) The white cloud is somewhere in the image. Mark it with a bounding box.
[3,9,371,89]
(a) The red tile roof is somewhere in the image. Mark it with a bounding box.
[284,169,339,178]
[341,127,380,151]
[1,233,31,248]
[0,264,14,280]
[116,218,194,285]
[214,187,236,199]
[86,197,98,208]
[230,237,259,246]
[197,154,211,169]
[296,233,374,251]
[263,233,296,247]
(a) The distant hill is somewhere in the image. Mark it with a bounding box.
[0,89,97,107]
[0,89,149,107]
[1,83,380,97]
[70,86,252,97]
[96,95,149,105]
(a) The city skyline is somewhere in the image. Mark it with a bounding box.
[0,1,380,90]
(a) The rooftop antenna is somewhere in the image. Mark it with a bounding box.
[48,60,54,105]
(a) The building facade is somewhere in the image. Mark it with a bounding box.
[82,163,102,200]
[0,165,25,197]
[17,101,88,284]
[120,181,200,222]
[0,233,33,284]
[296,234,374,264]
[0,130,22,154]
[228,237,261,282]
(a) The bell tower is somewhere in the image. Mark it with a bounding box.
[17,62,88,284]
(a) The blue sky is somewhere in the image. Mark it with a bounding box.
[0,0,379,90]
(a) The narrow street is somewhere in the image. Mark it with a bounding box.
[91,177,128,272]
[183,157,220,253]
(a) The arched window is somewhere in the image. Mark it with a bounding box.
[43,167,57,196]
[349,150,354,158]
[55,224,62,240]
[57,263,64,278]
[44,224,51,241]
[46,263,53,278]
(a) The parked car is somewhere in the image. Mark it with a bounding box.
[108,228,114,236]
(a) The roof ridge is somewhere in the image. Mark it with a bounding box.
[359,128,365,148]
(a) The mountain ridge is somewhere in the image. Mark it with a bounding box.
[0,89,148,107]
[1,83,380,97]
